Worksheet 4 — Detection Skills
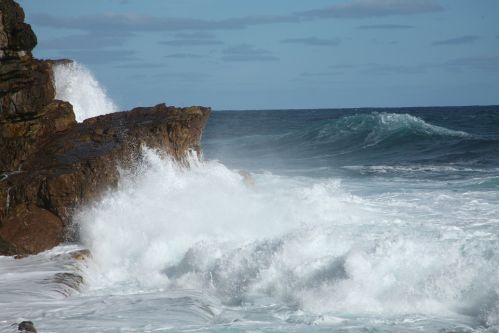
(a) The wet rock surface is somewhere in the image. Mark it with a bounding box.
[0,0,211,255]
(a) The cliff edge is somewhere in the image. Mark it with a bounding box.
[0,0,211,255]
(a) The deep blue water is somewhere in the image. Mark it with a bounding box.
[203,106,499,186]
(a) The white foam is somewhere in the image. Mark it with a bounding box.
[53,62,118,122]
[75,148,499,325]
[374,112,471,138]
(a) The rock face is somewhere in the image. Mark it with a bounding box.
[0,0,59,173]
[0,0,211,255]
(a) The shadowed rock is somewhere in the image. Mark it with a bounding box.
[0,0,211,255]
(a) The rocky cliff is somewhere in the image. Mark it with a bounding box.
[0,0,211,255]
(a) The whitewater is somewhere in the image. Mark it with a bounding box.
[0,63,498,333]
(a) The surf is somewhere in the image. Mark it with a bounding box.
[53,62,118,122]
[2,62,498,333]
[72,148,498,328]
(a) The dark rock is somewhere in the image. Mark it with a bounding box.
[0,0,37,56]
[52,272,84,296]
[0,1,211,256]
[0,103,210,245]
[44,58,73,66]
[0,100,76,171]
[0,234,17,255]
[0,58,56,130]
[18,321,37,333]
[0,0,59,174]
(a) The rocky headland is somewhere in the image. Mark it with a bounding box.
[0,0,211,255]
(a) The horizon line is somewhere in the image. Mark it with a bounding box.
[213,104,499,112]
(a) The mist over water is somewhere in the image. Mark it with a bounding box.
[1,66,498,332]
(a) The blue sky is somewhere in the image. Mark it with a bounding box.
[19,0,499,110]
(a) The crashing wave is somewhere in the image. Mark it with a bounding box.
[75,148,499,325]
[53,62,118,122]
[290,112,472,149]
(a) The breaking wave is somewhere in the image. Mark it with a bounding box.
[53,62,118,122]
[2,58,496,332]
[76,148,499,328]
[303,112,471,145]
[271,112,474,157]
[203,111,495,177]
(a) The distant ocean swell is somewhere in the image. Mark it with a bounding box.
[203,109,499,180]
[283,112,472,146]
[218,112,491,155]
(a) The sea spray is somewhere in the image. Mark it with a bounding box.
[38,61,499,329]
[2,46,497,332]
[76,148,499,326]
[53,62,118,122]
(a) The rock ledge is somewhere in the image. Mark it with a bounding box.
[0,0,211,255]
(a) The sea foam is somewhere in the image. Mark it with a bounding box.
[76,148,498,326]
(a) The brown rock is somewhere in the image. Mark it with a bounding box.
[0,1,211,255]
[0,0,36,55]
[0,0,58,173]
[0,103,210,230]
[0,204,63,255]
[0,234,17,255]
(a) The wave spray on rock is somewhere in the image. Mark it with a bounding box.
[76,148,498,327]
[53,62,118,122]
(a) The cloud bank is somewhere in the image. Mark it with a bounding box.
[432,35,480,46]
[281,37,340,46]
[298,0,443,19]
[221,44,279,62]
[357,24,415,30]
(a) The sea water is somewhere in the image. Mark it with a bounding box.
[0,63,498,332]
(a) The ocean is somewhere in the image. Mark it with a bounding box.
[0,63,498,333]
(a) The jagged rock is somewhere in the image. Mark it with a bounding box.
[52,272,84,295]
[0,100,76,171]
[0,103,210,248]
[0,0,36,56]
[0,0,59,172]
[0,0,211,255]
[0,0,52,119]
[0,59,55,119]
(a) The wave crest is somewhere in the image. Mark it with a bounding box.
[297,112,472,149]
